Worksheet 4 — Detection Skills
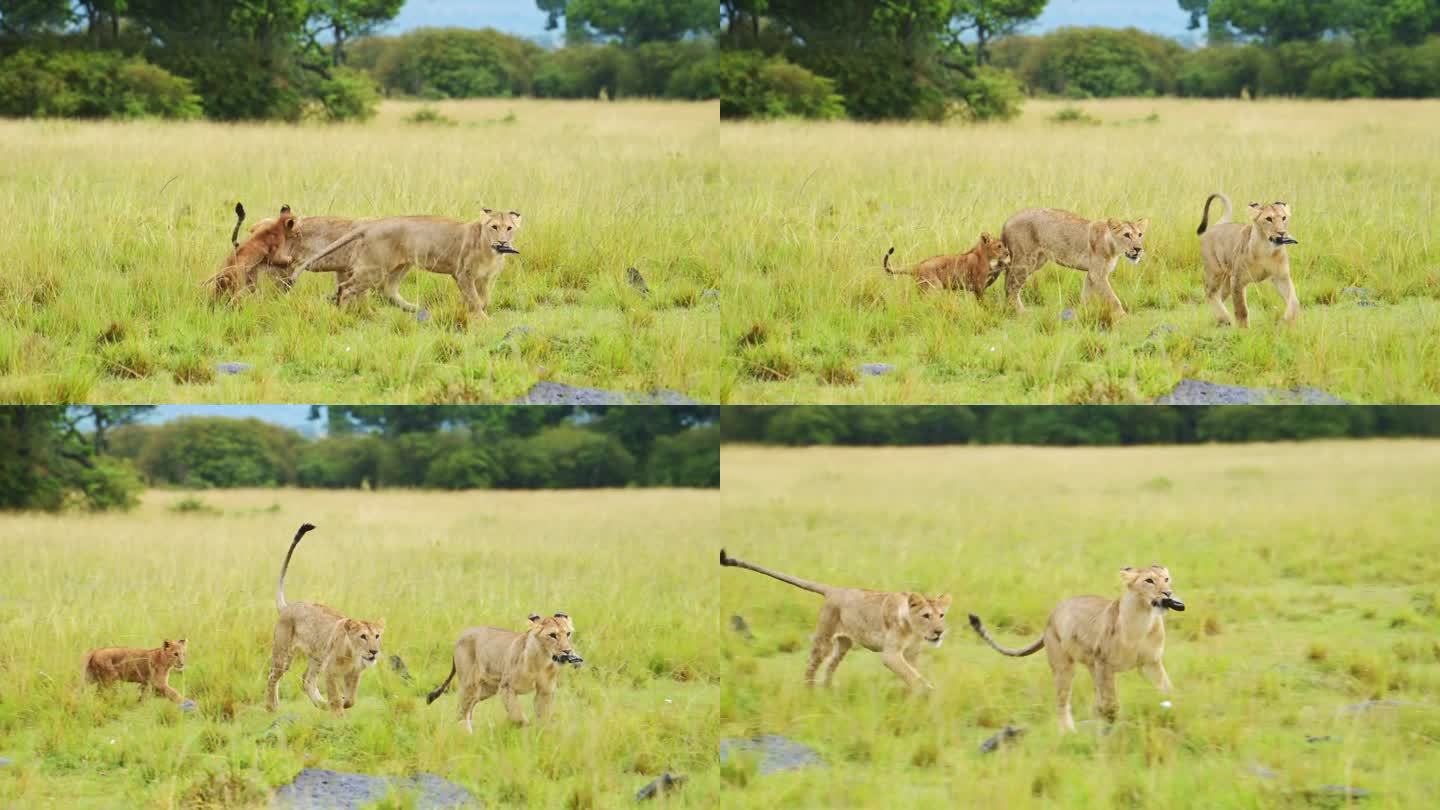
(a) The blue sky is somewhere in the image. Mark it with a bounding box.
[388,0,1198,42]
[147,405,322,434]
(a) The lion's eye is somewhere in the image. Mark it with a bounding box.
[1145,578,1154,584]
[549,632,558,639]
[1266,216,1274,222]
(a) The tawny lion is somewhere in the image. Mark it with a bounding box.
[1196,193,1300,326]
[292,209,522,319]
[425,613,582,732]
[266,523,385,716]
[969,565,1185,732]
[883,232,1012,299]
[719,549,949,691]
[203,203,299,302]
[83,639,188,703]
[1000,208,1149,316]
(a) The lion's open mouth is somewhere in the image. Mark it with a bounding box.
[493,243,520,255]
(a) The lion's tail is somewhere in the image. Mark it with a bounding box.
[231,202,246,248]
[719,549,831,595]
[277,523,317,612]
[295,227,364,276]
[1197,192,1231,235]
[883,246,910,276]
[426,659,457,704]
[968,614,1044,657]
[83,650,98,682]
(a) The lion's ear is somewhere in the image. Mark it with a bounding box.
[528,614,541,623]
[285,218,298,231]
[1276,201,1291,216]
[1120,568,1140,583]
[177,638,187,645]
[1107,218,1123,230]
[162,640,173,649]
[483,207,494,215]
[1246,202,1262,220]
[373,618,385,631]
[280,204,291,214]
[509,212,522,227]
[933,594,952,610]
[906,593,925,612]
[1135,218,1150,232]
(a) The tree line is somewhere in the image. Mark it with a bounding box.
[720,1,1440,122]
[0,406,718,512]
[722,407,1440,446]
[0,0,716,121]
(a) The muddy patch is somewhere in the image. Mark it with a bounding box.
[273,768,475,809]
[720,735,824,775]
[513,381,698,405]
[1155,378,1347,405]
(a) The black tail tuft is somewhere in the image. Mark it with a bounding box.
[719,549,735,567]
[883,246,896,273]
[968,613,983,631]
[295,523,316,540]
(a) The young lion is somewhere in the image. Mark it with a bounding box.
[1000,208,1150,316]
[425,613,583,732]
[248,214,363,299]
[719,549,949,691]
[883,232,1012,299]
[84,639,188,703]
[203,203,299,302]
[1196,193,1300,326]
[266,523,385,716]
[292,209,522,320]
[968,565,1185,732]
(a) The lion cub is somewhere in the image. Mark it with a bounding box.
[1197,193,1300,326]
[719,549,949,691]
[204,203,299,301]
[84,639,188,703]
[883,232,1012,299]
[969,565,1185,732]
[266,523,385,716]
[425,613,582,732]
[1001,208,1149,316]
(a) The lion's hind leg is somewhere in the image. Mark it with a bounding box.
[458,680,496,734]
[382,268,421,312]
[301,656,327,707]
[266,621,296,712]
[821,636,853,687]
[803,606,841,686]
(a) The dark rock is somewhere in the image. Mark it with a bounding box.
[719,735,824,775]
[730,615,753,640]
[979,725,1024,754]
[1060,308,1076,322]
[389,655,414,683]
[859,363,895,377]
[215,362,252,375]
[1155,379,1347,405]
[274,768,475,809]
[1304,785,1371,801]
[512,382,698,405]
[635,773,686,801]
[1306,735,1336,743]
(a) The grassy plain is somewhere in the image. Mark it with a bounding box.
[0,487,718,808]
[0,99,720,404]
[719,99,1440,403]
[720,442,1440,807]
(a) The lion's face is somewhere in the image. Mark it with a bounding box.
[528,613,578,662]
[161,638,187,671]
[343,619,384,667]
[482,209,523,255]
[1248,201,1296,246]
[1121,565,1183,611]
[1107,218,1149,263]
[907,593,952,646]
[980,233,1011,270]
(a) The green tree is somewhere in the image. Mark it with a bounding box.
[301,0,404,66]
[0,406,142,512]
[538,0,717,45]
[947,0,1046,65]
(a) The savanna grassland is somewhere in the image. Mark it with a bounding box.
[0,99,719,404]
[720,442,1440,807]
[719,99,1440,403]
[0,487,719,808]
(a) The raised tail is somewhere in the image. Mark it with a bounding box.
[231,202,246,248]
[968,614,1044,657]
[426,659,457,704]
[719,549,831,595]
[1197,192,1232,235]
[276,523,317,612]
[883,246,909,275]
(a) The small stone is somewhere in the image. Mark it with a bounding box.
[979,725,1025,754]
[1308,785,1371,800]
[626,266,650,297]
[416,308,431,323]
[635,772,686,801]
[215,362,252,375]
[1147,324,1176,341]
[719,735,824,775]
[179,700,197,713]
[1306,735,1336,743]
[1156,379,1347,405]
[730,615,754,640]
[859,363,895,377]
[1342,286,1371,299]
[1248,763,1279,780]
[0,757,12,767]
[1061,308,1076,322]
[502,325,534,343]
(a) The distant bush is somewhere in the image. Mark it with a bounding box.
[0,49,201,119]
[1048,105,1100,125]
[647,426,720,487]
[304,67,381,122]
[402,106,457,125]
[951,66,1025,122]
[993,27,1183,99]
[355,27,544,98]
[719,51,844,119]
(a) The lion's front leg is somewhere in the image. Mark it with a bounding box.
[1271,272,1299,324]
[342,669,361,709]
[499,683,527,725]
[325,671,346,716]
[534,684,555,723]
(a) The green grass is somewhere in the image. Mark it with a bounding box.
[0,99,720,403]
[719,99,1440,402]
[0,487,718,808]
[720,441,1440,807]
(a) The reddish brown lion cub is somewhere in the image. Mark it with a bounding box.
[884,233,1012,299]
[84,639,189,703]
[204,202,299,301]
